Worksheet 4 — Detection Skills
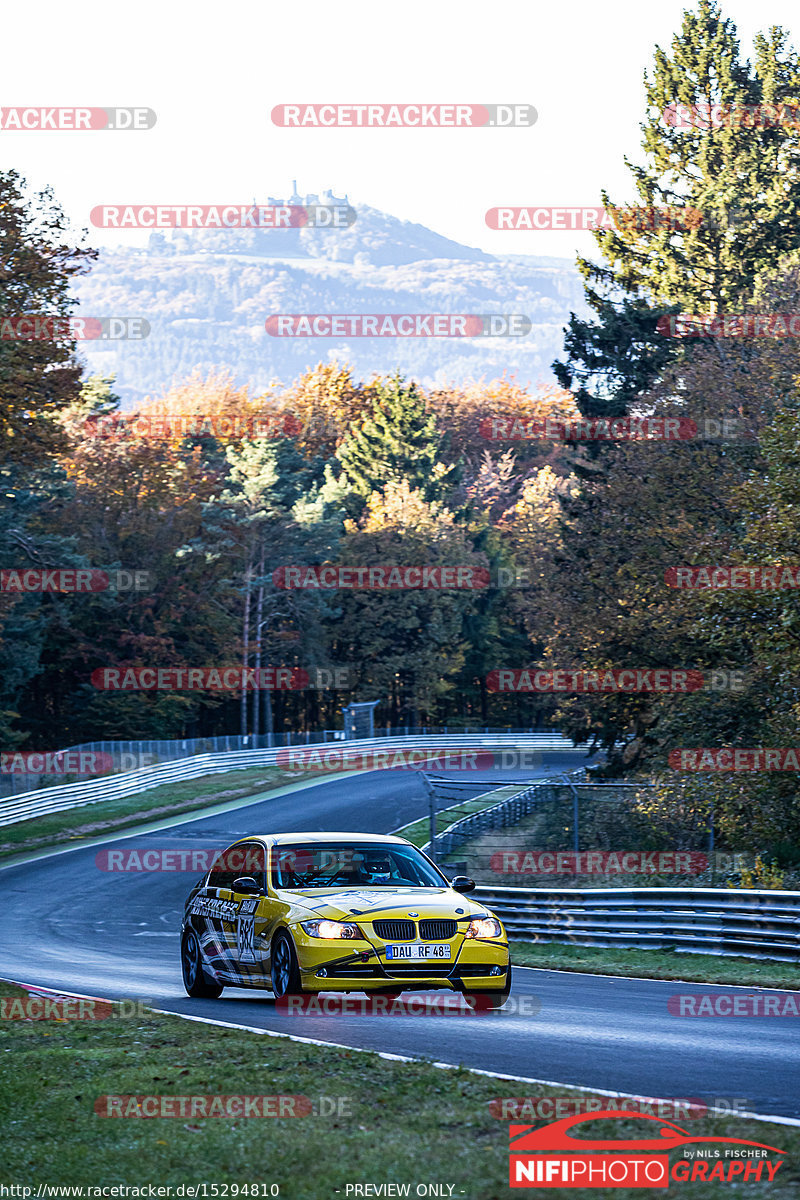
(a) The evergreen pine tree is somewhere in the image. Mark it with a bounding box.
[555,0,800,418]
[336,373,460,503]
[0,170,96,461]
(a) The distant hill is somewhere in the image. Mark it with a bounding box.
[73,199,589,406]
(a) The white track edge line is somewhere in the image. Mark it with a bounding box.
[2,975,798,1131]
[513,964,800,994]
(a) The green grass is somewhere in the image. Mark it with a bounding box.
[0,981,797,1197]
[511,941,800,989]
[0,766,332,864]
[396,785,529,848]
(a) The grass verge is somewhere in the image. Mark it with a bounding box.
[510,941,800,989]
[0,981,797,1197]
[0,767,330,864]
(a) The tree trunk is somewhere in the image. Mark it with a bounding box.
[241,559,252,739]
[252,548,265,745]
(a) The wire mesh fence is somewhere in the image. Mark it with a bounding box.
[428,776,777,890]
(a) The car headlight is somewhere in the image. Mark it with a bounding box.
[465,916,503,939]
[299,919,362,940]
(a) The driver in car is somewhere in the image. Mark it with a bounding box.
[361,854,395,884]
[330,851,369,885]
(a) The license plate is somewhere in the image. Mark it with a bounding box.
[385,943,451,960]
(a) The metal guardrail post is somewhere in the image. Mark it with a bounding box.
[420,772,437,863]
[559,772,581,852]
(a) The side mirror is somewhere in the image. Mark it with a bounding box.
[450,875,476,894]
[233,876,262,895]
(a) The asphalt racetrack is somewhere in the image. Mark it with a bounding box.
[2,755,799,1121]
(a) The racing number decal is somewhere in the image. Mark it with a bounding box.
[236,897,259,964]
[237,915,256,962]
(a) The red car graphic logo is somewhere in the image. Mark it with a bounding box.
[510,1110,784,1154]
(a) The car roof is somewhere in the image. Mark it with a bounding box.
[231,832,412,847]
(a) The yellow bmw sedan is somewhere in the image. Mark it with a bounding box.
[180,832,511,1008]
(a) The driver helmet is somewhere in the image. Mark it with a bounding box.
[363,853,393,883]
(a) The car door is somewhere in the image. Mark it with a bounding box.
[226,840,270,984]
[190,843,244,983]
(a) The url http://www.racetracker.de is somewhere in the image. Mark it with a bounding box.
[1,1187,282,1198]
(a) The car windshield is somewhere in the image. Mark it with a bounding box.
[271,842,448,889]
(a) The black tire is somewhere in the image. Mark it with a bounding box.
[465,965,512,1011]
[271,929,303,998]
[367,989,403,999]
[181,928,223,998]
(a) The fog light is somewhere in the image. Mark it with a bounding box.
[490,966,503,975]
[317,968,328,978]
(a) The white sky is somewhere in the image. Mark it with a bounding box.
[2,0,796,260]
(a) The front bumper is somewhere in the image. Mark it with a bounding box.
[292,929,510,992]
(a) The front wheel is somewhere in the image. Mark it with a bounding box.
[271,930,303,998]
[181,929,223,998]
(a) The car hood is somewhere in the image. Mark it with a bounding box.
[278,886,489,922]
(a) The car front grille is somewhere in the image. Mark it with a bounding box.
[419,919,458,940]
[372,919,416,941]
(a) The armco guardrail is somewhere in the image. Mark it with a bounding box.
[429,770,586,857]
[473,885,800,961]
[0,734,591,829]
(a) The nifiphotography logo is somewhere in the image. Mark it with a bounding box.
[508,1110,784,1188]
